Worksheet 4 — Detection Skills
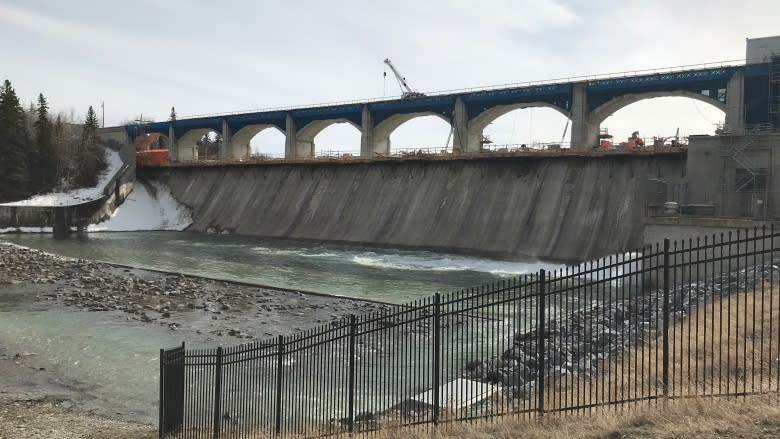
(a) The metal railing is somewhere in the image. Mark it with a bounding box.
[139,143,687,169]
[160,227,780,438]
[160,59,746,122]
[647,190,780,220]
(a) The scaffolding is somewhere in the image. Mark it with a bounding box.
[770,55,780,128]
[719,58,778,192]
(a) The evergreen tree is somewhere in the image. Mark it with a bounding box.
[0,80,30,201]
[34,93,55,189]
[75,105,106,187]
[52,114,67,182]
[169,106,176,121]
[22,103,37,193]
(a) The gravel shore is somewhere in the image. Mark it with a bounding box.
[0,242,391,341]
[0,241,393,433]
[0,399,155,439]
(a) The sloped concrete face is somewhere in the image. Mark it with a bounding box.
[145,155,686,261]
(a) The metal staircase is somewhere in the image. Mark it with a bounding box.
[721,127,770,192]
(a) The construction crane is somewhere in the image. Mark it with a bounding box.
[383,58,425,99]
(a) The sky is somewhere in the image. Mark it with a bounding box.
[1,0,779,156]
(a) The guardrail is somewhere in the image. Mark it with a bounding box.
[138,144,688,169]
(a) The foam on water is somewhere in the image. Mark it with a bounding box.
[350,252,555,275]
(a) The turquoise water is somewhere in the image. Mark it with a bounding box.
[2,231,560,303]
[0,289,216,423]
[0,231,563,424]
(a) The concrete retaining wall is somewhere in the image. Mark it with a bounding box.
[144,155,685,261]
[0,140,136,232]
[0,206,53,229]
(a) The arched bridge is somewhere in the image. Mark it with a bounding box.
[126,61,775,161]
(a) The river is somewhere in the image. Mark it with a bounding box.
[0,231,565,424]
[1,231,560,304]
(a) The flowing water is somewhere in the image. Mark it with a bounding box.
[1,231,561,303]
[0,231,564,423]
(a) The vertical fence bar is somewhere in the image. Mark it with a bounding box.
[432,293,441,425]
[159,348,165,439]
[662,238,670,398]
[275,335,284,436]
[347,315,356,433]
[537,269,546,416]
[177,342,184,437]
[213,347,223,439]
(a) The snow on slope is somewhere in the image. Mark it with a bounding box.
[87,181,193,232]
[0,150,123,207]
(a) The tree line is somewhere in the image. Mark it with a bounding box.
[0,79,107,203]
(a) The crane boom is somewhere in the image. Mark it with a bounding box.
[383,58,425,99]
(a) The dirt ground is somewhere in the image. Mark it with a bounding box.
[0,399,155,439]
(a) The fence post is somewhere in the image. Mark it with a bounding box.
[159,348,165,439]
[432,293,441,425]
[275,335,284,436]
[213,347,223,439]
[348,315,357,433]
[537,269,546,416]
[176,342,185,436]
[662,238,670,398]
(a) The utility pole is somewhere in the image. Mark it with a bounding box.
[101,101,105,128]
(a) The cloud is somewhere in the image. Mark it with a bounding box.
[1,0,778,155]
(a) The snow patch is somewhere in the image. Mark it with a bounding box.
[87,181,192,232]
[0,149,123,207]
[0,227,53,234]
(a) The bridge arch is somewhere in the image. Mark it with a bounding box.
[294,118,361,158]
[232,124,284,159]
[467,102,572,150]
[176,128,222,161]
[590,90,727,128]
[583,90,728,148]
[372,112,450,155]
[178,128,221,148]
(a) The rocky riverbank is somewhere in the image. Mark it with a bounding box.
[463,258,780,400]
[0,242,397,426]
[0,242,391,341]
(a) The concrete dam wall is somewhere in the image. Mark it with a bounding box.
[142,155,685,261]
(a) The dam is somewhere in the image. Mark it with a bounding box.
[6,35,779,264]
[112,35,779,262]
[140,152,685,262]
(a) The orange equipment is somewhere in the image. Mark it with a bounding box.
[621,131,645,150]
[136,149,169,166]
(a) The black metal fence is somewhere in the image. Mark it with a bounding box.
[160,227,780,438]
